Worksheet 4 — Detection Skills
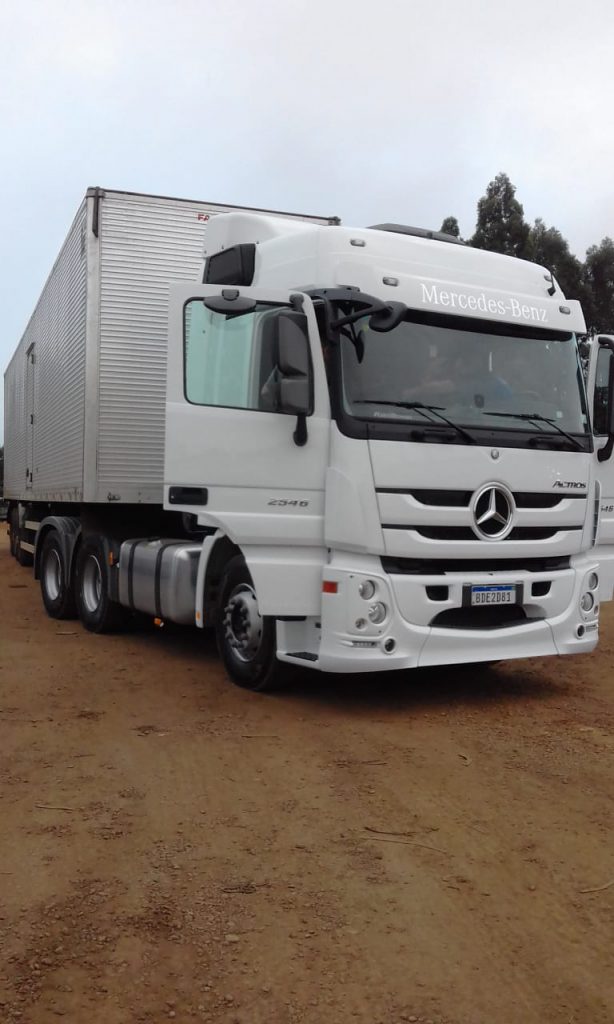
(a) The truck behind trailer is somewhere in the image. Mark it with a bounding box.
[5,188,614,690]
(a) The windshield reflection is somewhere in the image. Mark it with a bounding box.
[341,314,588,436]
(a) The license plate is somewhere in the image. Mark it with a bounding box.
[471,585,516,606]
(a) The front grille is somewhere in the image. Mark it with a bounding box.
[381,555,571,575]
[398,489,472,507]
[431,606,530,630]
[377,488,585,509]
[384,525,577,541]
[514,492,570,508]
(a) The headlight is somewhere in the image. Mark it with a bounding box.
[368,602,387,624]
[580,592,594,613]
[358,579,376,600]
[588,572,599,591]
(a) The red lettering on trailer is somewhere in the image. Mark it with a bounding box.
[197,213,210,222]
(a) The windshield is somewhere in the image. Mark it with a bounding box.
[340,312,589,438]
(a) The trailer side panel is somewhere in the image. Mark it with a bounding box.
[4,201,88,502]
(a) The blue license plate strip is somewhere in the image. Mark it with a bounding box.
[462,583,523,607]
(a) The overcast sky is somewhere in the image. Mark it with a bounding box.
[1,0,613,441]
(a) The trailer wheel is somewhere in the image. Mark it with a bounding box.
[9,510,18,559]
[216,556,282,691]
[40,531,77,619]
[76,537,124,633]
[11,511,34,567]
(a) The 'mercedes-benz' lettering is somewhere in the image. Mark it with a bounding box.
[421,283,548,324]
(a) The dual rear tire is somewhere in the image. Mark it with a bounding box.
[39,532,123,632]
[38,532,281,690]
[9,510,34,567]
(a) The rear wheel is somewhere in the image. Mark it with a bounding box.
[215,556,283,691]
[76,536,124,633]
[9,510,18,559]
[11,510,33,567]
[40,531,77,619]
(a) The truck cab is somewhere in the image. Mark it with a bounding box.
[162,215,605,688]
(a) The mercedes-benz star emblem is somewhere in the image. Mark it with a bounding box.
[471,484,515,540]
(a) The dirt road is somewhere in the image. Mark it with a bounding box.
[1,534,613,1024]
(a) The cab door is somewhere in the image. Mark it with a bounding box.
[165,284,330,548]
[588,335,614,601]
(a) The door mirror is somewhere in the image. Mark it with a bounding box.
[279,376,310,416]
[203,289,257,315]
[277,312,312,416]
[274,311,313,446]
[596,341,614,462]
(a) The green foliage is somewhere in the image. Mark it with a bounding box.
[584,237,614,332]
[447,173,614,333]
[471,173,530,258]
[439,216,460,239]
[525,218,595,326]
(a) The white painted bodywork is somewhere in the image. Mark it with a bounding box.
[587,334,614,601]
[164,219,602,670]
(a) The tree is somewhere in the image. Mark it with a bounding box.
[525,218,594,324]
[471,173,530,258]
[584,237,614,332]
[440,216,460,239]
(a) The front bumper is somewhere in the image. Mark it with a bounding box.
[312,553,599,673]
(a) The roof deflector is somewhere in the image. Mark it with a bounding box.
[369,223,465,245]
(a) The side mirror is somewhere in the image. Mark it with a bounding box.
[598,345,614,462]
[276,312,312,445]
[203,289,257,315]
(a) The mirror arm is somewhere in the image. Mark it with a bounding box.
[293,413,308,447]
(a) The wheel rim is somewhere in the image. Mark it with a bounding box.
[223,583,263,663]
[82,554,103,614]
[43,547,62,601]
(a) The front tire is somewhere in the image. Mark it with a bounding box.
[40,531,77,619]
[75,536,124,633]
[215,556,282,691]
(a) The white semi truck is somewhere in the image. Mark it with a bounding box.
[4,187,614,690]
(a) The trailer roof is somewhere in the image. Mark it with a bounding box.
[86,187,340,225]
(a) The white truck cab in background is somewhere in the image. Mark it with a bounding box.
[586,334,614,602]
[5,192,614,691]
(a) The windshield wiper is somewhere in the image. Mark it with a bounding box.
[482,411,585,451]
[357,400,478,444]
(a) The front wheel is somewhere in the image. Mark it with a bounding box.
[75,536,124,633]
[215,556,283,691]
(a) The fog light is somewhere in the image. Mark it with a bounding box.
[588,572,599,591]
[383,638,396,653]
[580,592,594,613]
[576,624,585,638]
[368,602,387,624]
[358,579,376,600]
